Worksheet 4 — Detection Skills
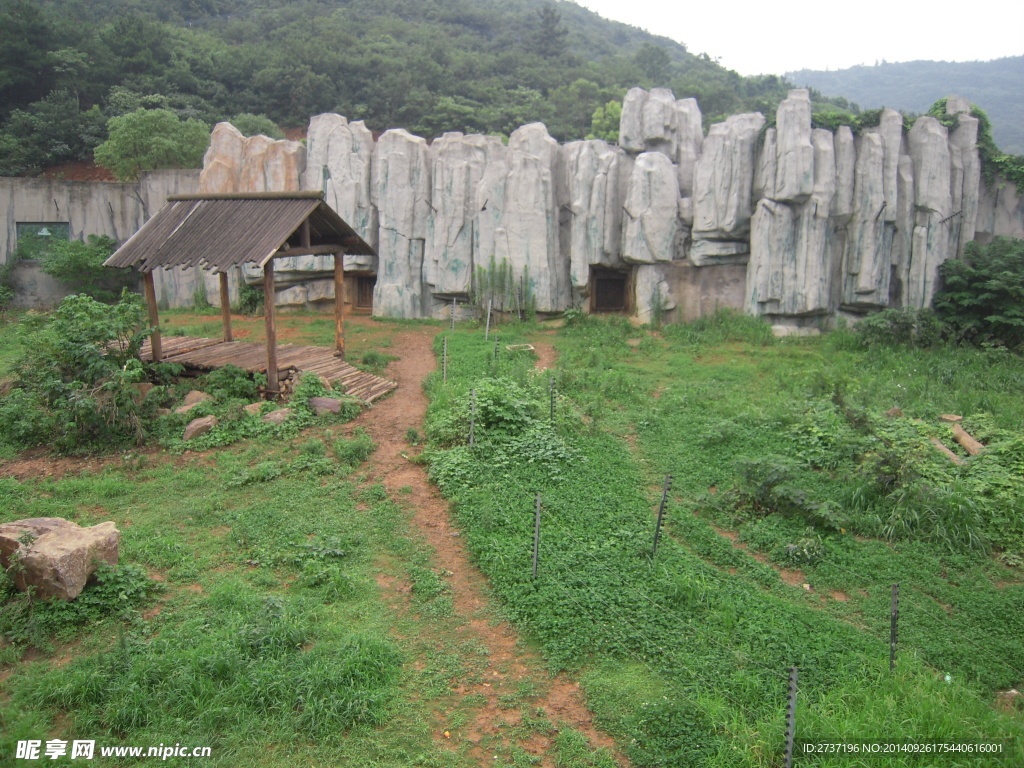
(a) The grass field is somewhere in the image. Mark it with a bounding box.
[1,307,1023,766]
[423,311,1024,766]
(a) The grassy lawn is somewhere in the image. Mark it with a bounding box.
[423,312,1024,767]
[1,305,1023,767]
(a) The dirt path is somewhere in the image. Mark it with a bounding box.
[349,324,622,766]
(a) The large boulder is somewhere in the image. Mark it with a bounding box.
[559,139,629,296]
[373,129,432,318]
[692,112,765,243]
[622,152,680,264]
[0,518,120,601]
[492,123,566,312]
[425,133,502,299]
[301,113,378,266]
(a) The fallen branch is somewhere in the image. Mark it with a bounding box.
[951,423,985,456]
[930,437,967,465]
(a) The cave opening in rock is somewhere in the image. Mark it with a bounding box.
[590,267,631,313]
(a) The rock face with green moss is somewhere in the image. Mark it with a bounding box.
[177,88,1020,324]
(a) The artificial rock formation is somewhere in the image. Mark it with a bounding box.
[181,87,1015,327]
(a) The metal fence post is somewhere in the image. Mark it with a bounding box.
[784,666,799,768]
[651,475,673,558]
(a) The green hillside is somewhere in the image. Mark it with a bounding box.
[0,0,848,176]
[788,57,1024,154]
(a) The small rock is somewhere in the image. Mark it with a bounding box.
[0,518,120,601]
[884,407,904,418]
[940,414,963,423]
[155,408,172,417]
[244,402,264,416]
[131,382,155,402]
[308,397,343,416]
[176,391,214,414]
[183,415,218,441]
[262,408,293,425]
[181,390,214,407]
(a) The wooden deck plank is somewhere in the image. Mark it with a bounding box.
[134,336,395,404]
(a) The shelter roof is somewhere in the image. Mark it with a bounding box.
[104,192,374,273]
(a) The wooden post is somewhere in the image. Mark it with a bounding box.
[142,271,162,362]
[264,259,278,394]
[219,271,232,342]
[334,250,346,358]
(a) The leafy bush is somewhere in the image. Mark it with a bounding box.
[933,237,1024,350]
[38,234,135,302]
[333,428,375,467]
[853,307,945,348]
[0,292,153,453]
[200,364,264,402]
[0,563,157,648]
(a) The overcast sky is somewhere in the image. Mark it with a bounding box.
[573,0,1024,76]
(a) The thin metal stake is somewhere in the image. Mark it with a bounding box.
[890,583,900,672]
[651,475,673,558]
[549,375,555,422]
[442,335,448,383]
[784,666,799,768]
[485,298,492,340]
[532,493,541,580]
[450,297,456,332]
[469,388,476,447]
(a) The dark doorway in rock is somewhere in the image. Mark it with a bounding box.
[590,268,630,313]
[357,275,376,309]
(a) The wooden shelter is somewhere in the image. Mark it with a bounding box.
[104,192,375,394]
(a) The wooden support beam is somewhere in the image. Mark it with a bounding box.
[334,250,346,358]
[301,219,311,248]
[219,271,233,343]
[274,244,346,258]
[263,261,278,394]
[142,271,163,362]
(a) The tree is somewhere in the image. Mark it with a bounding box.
[229,113,284,139]
[635,43,671,84]
[588,99,622,143]
[532,4,568,59]
[93,108,209,181]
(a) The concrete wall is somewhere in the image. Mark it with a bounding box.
[1,170,200,308]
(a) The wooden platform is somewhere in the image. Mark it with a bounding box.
[140,336,397,404]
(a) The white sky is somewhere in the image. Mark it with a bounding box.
[573,0,1024,76]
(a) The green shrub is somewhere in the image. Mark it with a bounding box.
[39,235,135,303]
[200,363,264,402]
[933,237,1024,350]
[333,428,375,467]
[0,563,157,648]
[854,307,945,348]
[0,292,153,453]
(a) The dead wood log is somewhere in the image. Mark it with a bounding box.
[951,423,985,456]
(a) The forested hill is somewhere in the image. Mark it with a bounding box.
[788,56,1024,154]
[0,0,852,176]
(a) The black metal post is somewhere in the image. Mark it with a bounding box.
[532,493,541,580]
[890,583,900,672]
[784,666,799,768]
[651,475,673,558]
